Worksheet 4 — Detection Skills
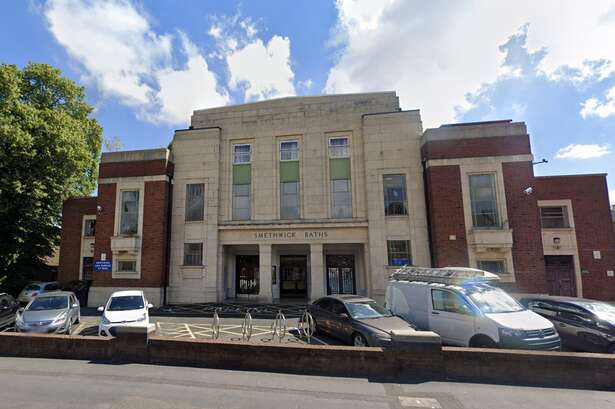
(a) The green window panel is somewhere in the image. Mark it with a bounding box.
[279,160,300,182]
[233,164,251,185]
[330,158,351,180]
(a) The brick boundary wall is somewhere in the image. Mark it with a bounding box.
[1,333,614,390]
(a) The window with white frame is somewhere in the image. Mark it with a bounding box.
[383,174,408,216]
[469,174,500,228]
[83,219,96,237]
[280,181,299,219]
[117,260,136,273]
[540,206,570,228]
[183,243,203,266]
[478,260,506,275]
[387,240,412,266]
[185,183,205,222]
[280,141,299,161]
[328,137,349,158]
[119,190,139,235]
[331,179,352,218]
[233,144,251,164]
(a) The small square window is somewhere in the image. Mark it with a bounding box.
[280,141,299,161]
[478,260,506,275]
[328,137,349,158]
[387,240,411,266]
[117,260,136,272]
[540,206,569,229]
[233,144,251,164]
[184,243,203,266]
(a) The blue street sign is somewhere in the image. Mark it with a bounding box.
[94,260,112,272]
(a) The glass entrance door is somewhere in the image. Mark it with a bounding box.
[236,255,259,295]
[326,255,355,295]
[280,255,307,298]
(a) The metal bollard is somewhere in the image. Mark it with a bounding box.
[298,310,315,344]
[270,310,287,343]
[212,307,221,340]
[242,309,253,342]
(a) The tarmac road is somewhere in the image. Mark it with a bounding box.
[0,357,613,409]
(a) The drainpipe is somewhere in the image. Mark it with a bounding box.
[422,157,436,267]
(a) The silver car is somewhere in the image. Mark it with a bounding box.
[17,281,61,305]
[16,292,80,334]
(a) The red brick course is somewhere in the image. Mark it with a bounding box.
[425,165,469,267]
[58,197,97,283]
[92,183,116,286]
[422,135,531,161]
[535,174,615,300]
[99,160,173,179]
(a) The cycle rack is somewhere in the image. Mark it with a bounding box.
[298,310,315,344]
[241,309,253,342]
[270,310,287,343]
[211,307,221,340]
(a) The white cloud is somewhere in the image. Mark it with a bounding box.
[555,144,611,160]
[580,86,615,119]
[325,0,615,127]
[44,0,227,125]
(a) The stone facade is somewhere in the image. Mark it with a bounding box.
[58,93,615,303]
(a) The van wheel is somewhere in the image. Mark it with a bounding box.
[352,333,368,347]
[470,335,497,348]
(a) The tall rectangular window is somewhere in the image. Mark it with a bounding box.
[185,183,205,221]
[119,190,139,235]
[233,144,251,164]
[280,181,299,219]
[383,174,408,216]
[328,137,349,158]
[540,206,569,228]
[232,184,250,220]
[387,240,411,266]
[280,141,299,161]
[83,219,96,237]
[469,174,499,228]
[331,179,352,218]
[183,243,203,266]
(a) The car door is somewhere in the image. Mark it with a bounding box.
[556,303,605,352]
[330,300,353,341]
[429,289,476,346]
[312,299,334,333]
[69,295,79,324]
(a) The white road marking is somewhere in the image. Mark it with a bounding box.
[399,397,442,408]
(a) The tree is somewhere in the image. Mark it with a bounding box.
[103,135,123,152]
[0,63,102,294]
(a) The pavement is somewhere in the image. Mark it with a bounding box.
[0,357,613,409]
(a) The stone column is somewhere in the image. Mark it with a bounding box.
[259,244,273,302]
[309,243,326,300]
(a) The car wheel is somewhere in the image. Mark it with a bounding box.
[352,333,368,347]
[75,314,80,324]
[470,335,497,348]
[65,320,72,335]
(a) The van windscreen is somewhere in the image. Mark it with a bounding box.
[466,286,524,314]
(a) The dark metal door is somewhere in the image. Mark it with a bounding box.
[280,255,307,298]
[545,255,576,296]
[326,255,355,295]
[236,255,259,295]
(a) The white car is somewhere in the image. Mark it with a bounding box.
[97,290,153,336]
[17,281,61,305]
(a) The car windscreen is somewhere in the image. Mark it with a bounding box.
[25,284,41,291]
[27,296,68,311]
[581,302,615,324]
[346,301,392,319]
[107,296,144,311]
[465,286,524,314]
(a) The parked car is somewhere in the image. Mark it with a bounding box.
[308,294,417,347]
[98,290,153,336]
[385,266,561,350]
[15,291,80,334]
[17,281,61,305]
[518,295,615,353]
[61,280,92,307]
[0,293,19,329]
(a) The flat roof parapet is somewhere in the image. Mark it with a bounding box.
[423,120,527,144]
[101,148,170,164]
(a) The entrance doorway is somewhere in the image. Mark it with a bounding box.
[545,255,576,296]
[236,255,259,295]
[326,255,355,295]
[280,255,307,298]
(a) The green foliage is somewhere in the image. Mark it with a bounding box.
[0,63,102,294]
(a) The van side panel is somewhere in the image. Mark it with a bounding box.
[386,282,430,330]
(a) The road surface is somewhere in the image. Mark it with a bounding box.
[0,357,613,409]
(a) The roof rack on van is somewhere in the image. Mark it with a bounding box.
[390,266,500,285]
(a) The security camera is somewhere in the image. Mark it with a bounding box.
[523,187,534,195]
[97,205,103,214]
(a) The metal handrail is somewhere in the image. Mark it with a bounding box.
[298,310,315,343]
[242,309,253,342]
[270,310,287,342]
[212,307,221,340]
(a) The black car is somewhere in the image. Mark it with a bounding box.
[0,293,19,329]
[518,295,615,353]
[308,295,416,347]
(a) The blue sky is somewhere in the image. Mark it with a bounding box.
[2,1,615,203]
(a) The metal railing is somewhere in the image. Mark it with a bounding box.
[298,310,315,343]
[241,309,253,342]
[211,307,221,340]
[270,310,287,343]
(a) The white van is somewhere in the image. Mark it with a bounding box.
[385,267,561,350]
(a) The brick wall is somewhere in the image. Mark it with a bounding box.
[92,183,116,286]
[422,134,531,161]
[58,197,97,283]
[425,165,469,266]
[535,175,615,300]
[99,159,172,179]
[502,162,547,293]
